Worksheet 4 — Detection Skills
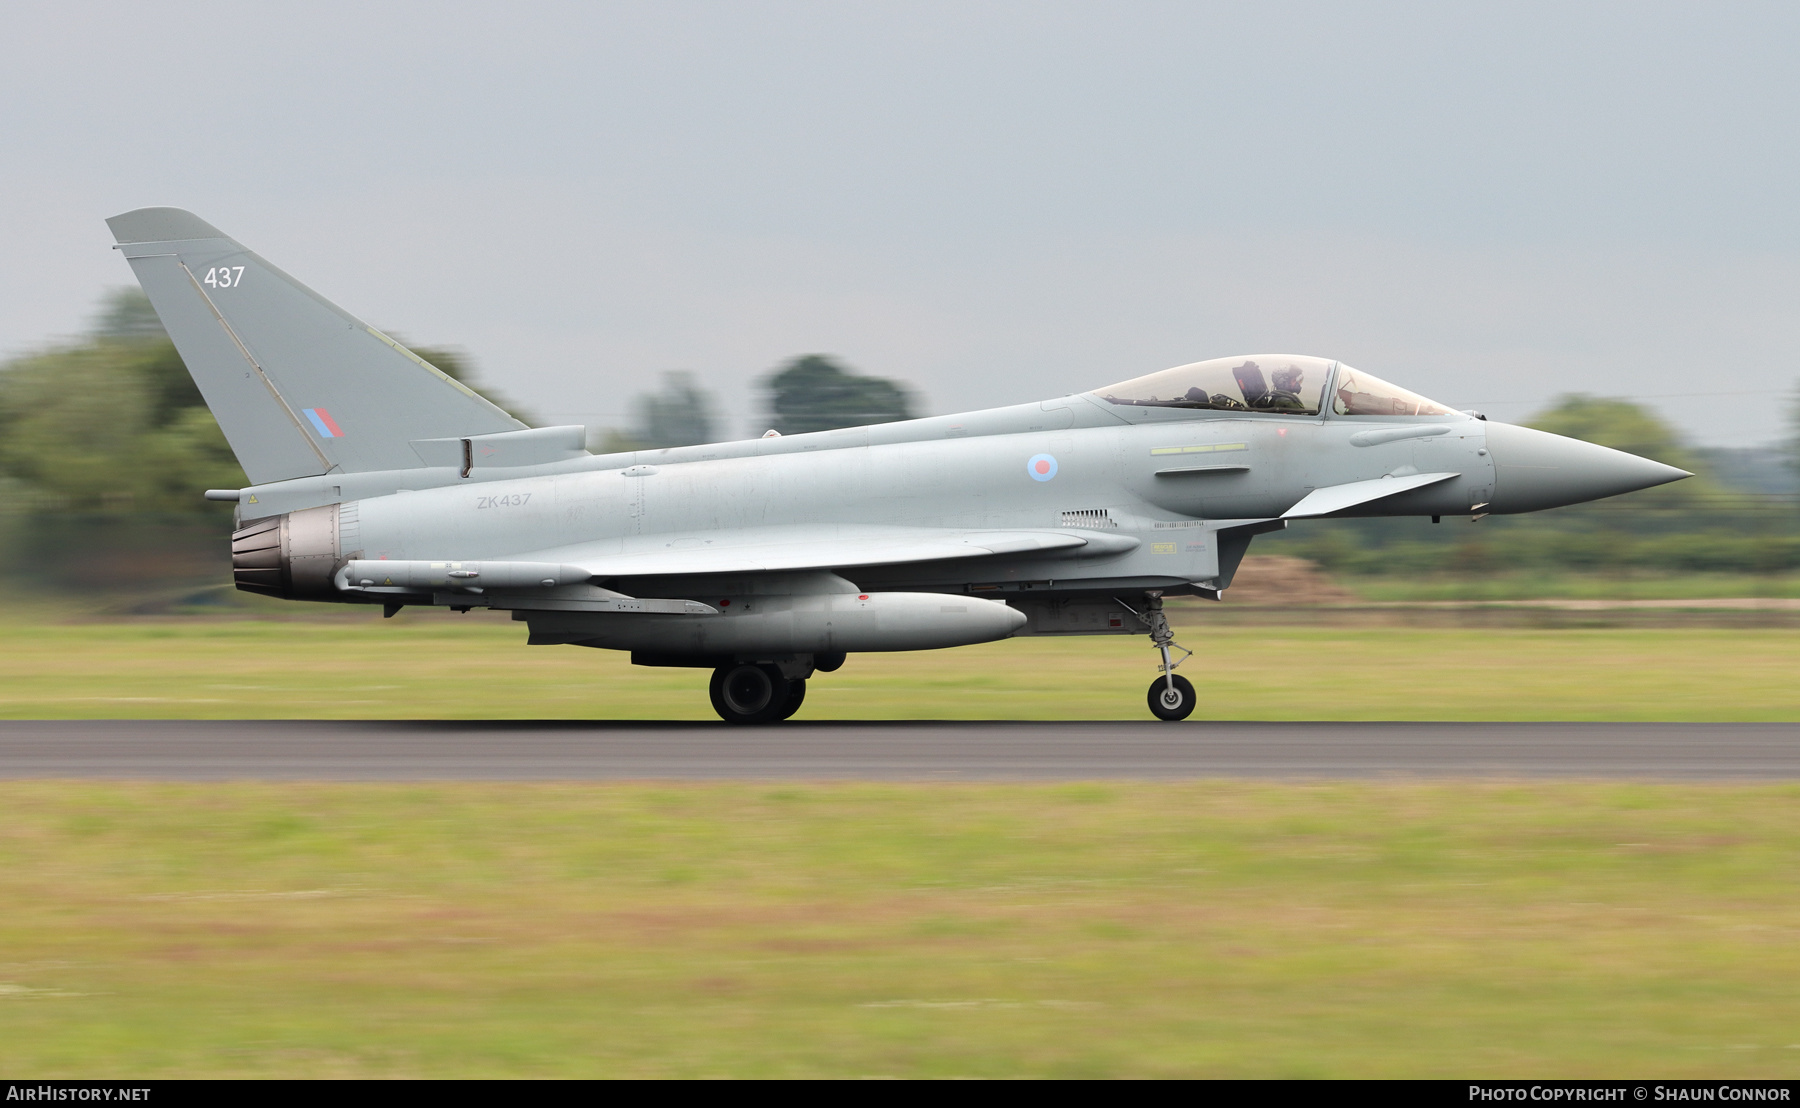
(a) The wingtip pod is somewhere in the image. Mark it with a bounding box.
[106,207,231,245]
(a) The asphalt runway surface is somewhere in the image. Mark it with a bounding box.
[0,720,1796,779]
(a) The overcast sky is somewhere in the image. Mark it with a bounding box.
[4,1,1798,444]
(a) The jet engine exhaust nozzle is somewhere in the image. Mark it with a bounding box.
[231,504,341,600]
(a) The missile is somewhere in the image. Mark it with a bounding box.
[336,559,591,591]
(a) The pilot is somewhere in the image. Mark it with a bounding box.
[1260,365,1306,411]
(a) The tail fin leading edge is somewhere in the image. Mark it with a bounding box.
[107,207,526,484]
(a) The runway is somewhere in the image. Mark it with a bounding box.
[0,720,1796,779]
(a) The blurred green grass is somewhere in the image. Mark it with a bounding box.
[1343,570,1800,602]
[1,781,1796,1077]
[2,616,1796,1076]
[0,613,1795,720]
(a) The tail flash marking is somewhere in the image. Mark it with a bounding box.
[303,408,343,438]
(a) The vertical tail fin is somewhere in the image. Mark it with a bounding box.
[107,207,526,484]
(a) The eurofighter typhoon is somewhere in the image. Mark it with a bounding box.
[108,208,1690,722]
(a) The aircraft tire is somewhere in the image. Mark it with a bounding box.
[709,663,790,725]
[776,679,807,721]
[1147,674,1197,722]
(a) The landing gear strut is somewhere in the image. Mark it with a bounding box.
[709,663,808,725]
[1122,592,1196,722]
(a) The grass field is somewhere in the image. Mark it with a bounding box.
[1,781,1796,1078]
[0,613,1796,720]
[1342,571,1800,603]
[2,615,1796,1077]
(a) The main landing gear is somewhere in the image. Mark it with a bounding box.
[709,653,840,724]
[709,664,804,725]
[1123,592,1196,722]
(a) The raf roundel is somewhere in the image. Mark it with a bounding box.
[1026,453,1058,482]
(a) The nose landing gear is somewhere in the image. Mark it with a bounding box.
[1122,592,1196,721]
[1149,674,1197,721]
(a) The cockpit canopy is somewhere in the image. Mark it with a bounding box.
[1095,355,1331,414]
[1091,355,1453,418]
[1329,364,1453,417]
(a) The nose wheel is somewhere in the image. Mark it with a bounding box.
[1121,592,1196,722]
[1148,674,1196,721]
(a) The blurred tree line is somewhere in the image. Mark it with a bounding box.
[597,354,916,451]
[1277,391,1800,577]
[0,290,532,518]
[0,291,525,595]
[0,291,918,594]
[0,287,1795,596]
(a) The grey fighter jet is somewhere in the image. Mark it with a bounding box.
[108,207,1689,722]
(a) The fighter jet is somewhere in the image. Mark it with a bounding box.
[107,207,1690,722]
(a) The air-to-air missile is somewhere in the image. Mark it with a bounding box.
[109,208,1690,722]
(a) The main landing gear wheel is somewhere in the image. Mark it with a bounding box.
[709,663,792,725]
[1147,675,1196,722]
[776,679,807,721]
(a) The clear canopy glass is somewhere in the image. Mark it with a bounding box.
[1092,356,1458,419]
[1330,365,1452,417]
[1093,355,1331,415]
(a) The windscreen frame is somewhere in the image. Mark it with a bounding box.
[1323,362,1461,420]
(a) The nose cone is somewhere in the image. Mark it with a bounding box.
[1485,422,1691,513]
